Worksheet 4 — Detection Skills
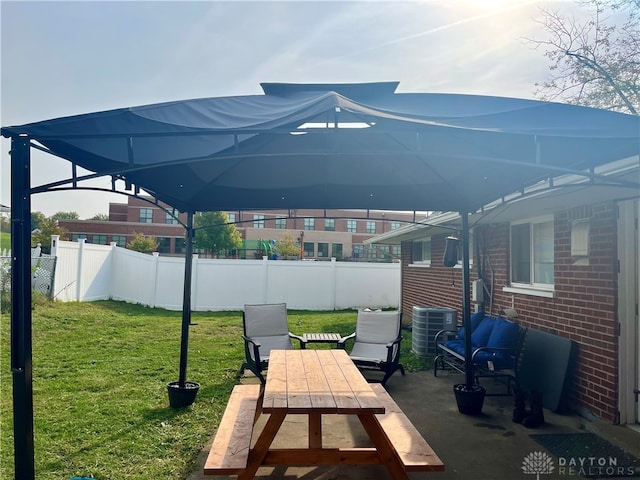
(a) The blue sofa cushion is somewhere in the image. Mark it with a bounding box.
[458,310,485,340]
[445,340,464,356]
[444,339,465,356]
[487,318,520,349]
[471,316,495,347]
[473,317,520,369]
[473,350,513,369]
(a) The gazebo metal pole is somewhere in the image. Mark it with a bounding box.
[460,211,474,389]
[11,135,36,479]
[178,211,195,387]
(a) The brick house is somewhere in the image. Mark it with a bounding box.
[368,158,639,425]
[58,196,418,261]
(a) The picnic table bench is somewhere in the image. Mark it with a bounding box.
[205,349,444,479]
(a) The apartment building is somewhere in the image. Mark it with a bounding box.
[58,196,419,261]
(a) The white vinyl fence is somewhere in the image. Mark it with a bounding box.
[52,239,400,311]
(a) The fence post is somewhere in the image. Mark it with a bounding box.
[262,256,269,303]
[50,235,60,257]
[330,257,337,310]
[75,238,86,302]
[150,252,159,308]
[191,254,199,310]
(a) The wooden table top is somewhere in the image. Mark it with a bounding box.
[262,349,385,415]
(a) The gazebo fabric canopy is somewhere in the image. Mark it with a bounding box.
[3,82,639,480]
[3,82,638,214]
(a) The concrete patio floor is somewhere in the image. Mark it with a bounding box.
[188,369,640,480]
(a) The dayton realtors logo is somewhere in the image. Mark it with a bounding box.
[522,451,555,479]
[522,451,638,478]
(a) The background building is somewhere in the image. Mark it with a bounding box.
[58,196,420,261]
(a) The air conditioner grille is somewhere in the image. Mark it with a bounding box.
[412,306,457,357]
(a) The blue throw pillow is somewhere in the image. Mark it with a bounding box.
[458,310,486,340]
[486,317,520,349]
[471,317,495,347]
[470,310,485,331]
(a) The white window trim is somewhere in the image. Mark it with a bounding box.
[503,285,555,298]
[509,214,555,291]
[409,262,432,268]
[411,238,432,266]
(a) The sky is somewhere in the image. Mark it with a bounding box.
[0,0,584,218]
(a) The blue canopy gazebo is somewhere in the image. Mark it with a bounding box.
[3,82,639,479]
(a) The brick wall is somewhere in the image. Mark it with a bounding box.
[401,204,619,422]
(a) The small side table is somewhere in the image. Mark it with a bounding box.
[303,332,342,348]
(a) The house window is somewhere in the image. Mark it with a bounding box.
[324,219,335,231]
[391,222,400,230]
[412,239,431,265]
[353,245,364,259]
[165,211,179,225]
[71,234,87,242]
[318,242,329,257]
[366,221,376,234]
[511,218,554,286]
[175,239,186,254]
[139,208,153,223]
[303,242,315,258]
[253,214,265,228]
[347,220,357,233]
[112,235,126,246]
[332,243,343,258]
[157,237,171,254]
[227,212,236,224]
[92,234,107,245]
[304,218,315,230]
[276,216,287,229]
[392,245,401,258]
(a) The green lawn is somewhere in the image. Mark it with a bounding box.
[1,300,429,479]
[0,231,9,252]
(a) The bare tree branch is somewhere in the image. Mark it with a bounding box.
[525,0,639,114]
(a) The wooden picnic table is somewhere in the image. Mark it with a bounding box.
[205,349,444,479]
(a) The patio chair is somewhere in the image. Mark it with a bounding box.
[241,303,305,384]
[338,310,405,386]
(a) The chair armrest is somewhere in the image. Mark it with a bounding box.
[385,335,403,349]
[434,329,459,345]
[385,335,403,364]
[471,346,516,368]
[243,335,263,366]
[337,332,356,349]
[289,332,306,349]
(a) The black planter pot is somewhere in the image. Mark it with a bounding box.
[453,384,486,415]
[167,381,200,408]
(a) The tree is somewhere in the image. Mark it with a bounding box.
[51,211,80,220]
[126,231,159,253]
[194,211,242,257]
[528,0,639,114]
[274,231,300,258]
[31,217,68,248]
[31,211,46,231]
[90,213,109,220]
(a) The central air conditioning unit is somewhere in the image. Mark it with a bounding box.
[412,306,457,357]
